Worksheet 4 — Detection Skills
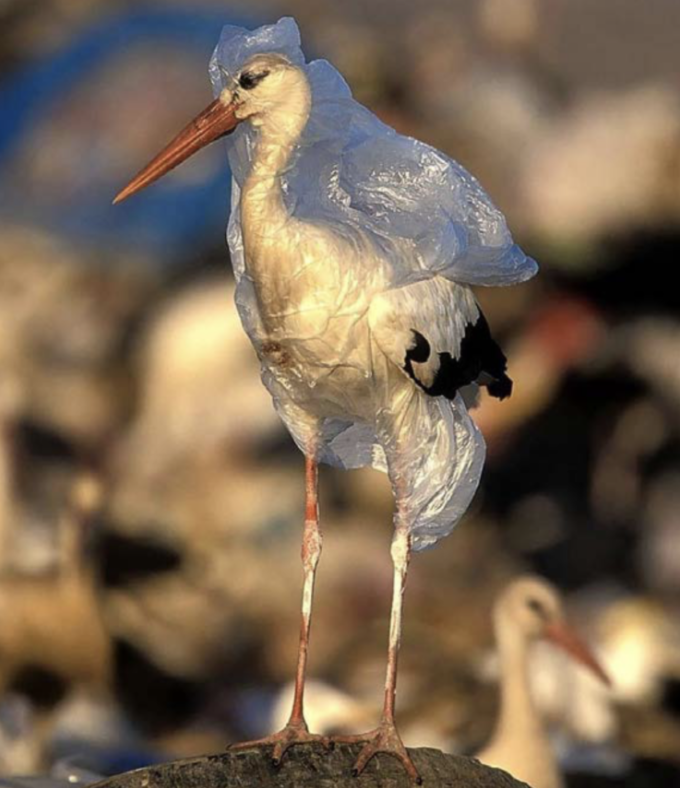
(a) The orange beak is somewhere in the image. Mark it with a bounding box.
[544,621,612,687]
[113,96,241,204]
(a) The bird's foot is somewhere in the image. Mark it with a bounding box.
[334,721,421,783]
[229,719,332,766]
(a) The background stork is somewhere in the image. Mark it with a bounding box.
[476,576,610,788]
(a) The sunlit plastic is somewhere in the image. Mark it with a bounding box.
[208,18,537,550]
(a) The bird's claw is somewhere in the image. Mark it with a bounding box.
[333,722,421,783]
[229,720,331,766]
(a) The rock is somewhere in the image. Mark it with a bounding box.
[91,742,527,788]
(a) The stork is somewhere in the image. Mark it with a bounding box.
[114,18,537,782]
[476,576,611,788]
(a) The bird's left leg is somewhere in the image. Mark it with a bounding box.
[333,521,420,783]
[230,453,330,762]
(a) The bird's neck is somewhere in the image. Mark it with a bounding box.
[240,93,311,256]
[492,622,545,745]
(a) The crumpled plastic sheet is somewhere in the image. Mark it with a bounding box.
[208,18,537,550]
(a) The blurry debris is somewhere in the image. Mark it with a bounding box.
[15,422,78,467]
[0,377,22,569]
[0,8,252,259]
[478,0,539,54]
[111,640,203,737]
[270,680,374,737]
[0,695,43,775]
[481,355,668,587]
[392,649,496,755]
[94,279,297,684]
[616,705,680,775]
[61,472,103,577]
[622,317,680,407]
[49,690,156,775]
[475,295,604,446]
[0,470,111,768]
[131,278,279,462]
[402,9,469,119]
[520,86,680,250]
[50,755,104,787]
[506,495,567,553]
[95,531,182,590]
[567,230,680,316]
[639,467,680,595]
[597,597,680,706]
[8,669,68,713]
[0,225,155,447]
[310,19,393,109]
[0,549,111,699]
[0,0,108,68]
[590,398,668,527]
[660,677,680,720]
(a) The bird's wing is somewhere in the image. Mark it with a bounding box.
[368,276,490,550]
[336,104,538,287]
[369,276,512,400]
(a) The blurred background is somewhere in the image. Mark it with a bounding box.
[0,0,679,785]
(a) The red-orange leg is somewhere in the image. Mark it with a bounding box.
[230,454,329,763]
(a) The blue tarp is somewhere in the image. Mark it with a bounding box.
[0,7,258,263]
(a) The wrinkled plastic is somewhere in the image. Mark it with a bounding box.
[208,18,537,550]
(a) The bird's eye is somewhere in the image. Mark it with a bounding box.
[527,598,547,618]
[238,70,270,90]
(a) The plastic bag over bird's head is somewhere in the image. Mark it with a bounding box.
[209,17,537,287]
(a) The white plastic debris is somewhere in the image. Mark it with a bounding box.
[207,18,537,549]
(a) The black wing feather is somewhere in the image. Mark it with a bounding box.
[404,313,512,401]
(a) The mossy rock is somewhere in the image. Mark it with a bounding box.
[92,742,528,788]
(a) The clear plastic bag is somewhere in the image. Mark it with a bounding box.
[207,18,537,549]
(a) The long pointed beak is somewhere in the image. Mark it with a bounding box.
[544,621,612,687]
[113,97,241,204]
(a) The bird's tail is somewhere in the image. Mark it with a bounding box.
[486,373,513,400]
[474,311,513,401]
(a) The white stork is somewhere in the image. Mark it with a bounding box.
[114,18,537,782]
[477,577,611,788]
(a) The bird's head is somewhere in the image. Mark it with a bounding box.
[225,53,310,127]
[495,576,611,686]
[113,52,310,204]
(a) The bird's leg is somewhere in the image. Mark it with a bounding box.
[280,453,325,737]
[334,522,420,783]
[230,454,329,762]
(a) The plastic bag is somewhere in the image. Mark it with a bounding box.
[207,18,537,549]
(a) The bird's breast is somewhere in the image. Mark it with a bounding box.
[254,295,379,421]
[241,217,392,418]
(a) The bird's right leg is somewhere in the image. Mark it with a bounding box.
[230,453,330,763]
[332,519,421,783]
